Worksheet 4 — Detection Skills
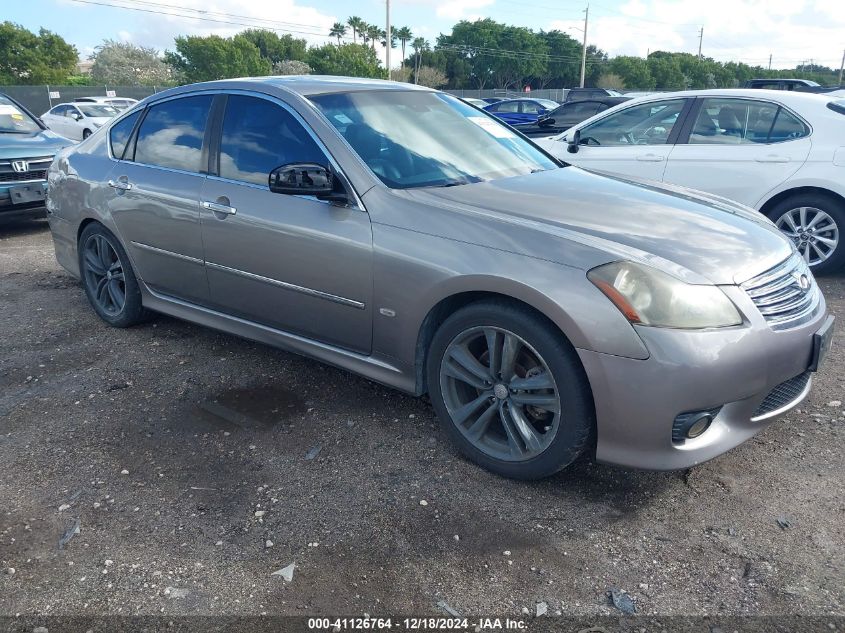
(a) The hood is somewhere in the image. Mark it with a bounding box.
[0,129,72,159]
[402,167,792,285]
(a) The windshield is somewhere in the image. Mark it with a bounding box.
[0,96,41,134]
[310,91,556,189]
[536,99,559,109]
[78,104,120,118]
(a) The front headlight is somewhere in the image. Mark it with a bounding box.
[588,261,742,329]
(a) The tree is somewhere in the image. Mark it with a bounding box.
[535,30,581,88]
[329,23,347,46]
[608,55,654,90]
[90,39,170,86]
[306,43,382,78]
[647,52,686,90]
[411,38,430,81]
[415,66,447,88]
[273,59,311,75]
[365,24,381,50]
[596,72,625,89]
[390,65,412,82]
[0,22,78,84]
[395,27,413,65]
[239,30,307,64]
[347,16,365,44]
[164,34,271,83]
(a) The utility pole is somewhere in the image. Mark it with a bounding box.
[579,4,589,88]
[697,27,703,60]
[768,54,772,70]
[385,0,391,80]
[839,49,844,86]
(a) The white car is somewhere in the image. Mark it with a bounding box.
[537,89,845,273]
[74,96,139,110]
[41,102,121,141]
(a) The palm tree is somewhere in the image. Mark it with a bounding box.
[347,16,364,44]
[395,26,412,65]
[366,24,381,50]
[329,22,347,45]
[411,37,429,82]
[361,23,372,47]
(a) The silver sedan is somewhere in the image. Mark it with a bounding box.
[45,76,833,479]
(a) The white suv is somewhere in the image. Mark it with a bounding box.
[538,90,845,273]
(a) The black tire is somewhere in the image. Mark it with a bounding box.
[765,192,845,275]
[78,223,148,327]
[82,129,92,140]
[426,300,594,480]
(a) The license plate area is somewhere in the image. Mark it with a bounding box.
[809,315,835,372]
[9,184,45,205]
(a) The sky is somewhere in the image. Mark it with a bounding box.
[4,0,845,71]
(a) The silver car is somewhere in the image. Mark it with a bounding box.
[46,76,834,479]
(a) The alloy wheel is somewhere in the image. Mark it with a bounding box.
[439,326,561,462]
[775,206,839,267]
[82,234,126,316]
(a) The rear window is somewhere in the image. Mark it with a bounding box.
[828,100,845,115]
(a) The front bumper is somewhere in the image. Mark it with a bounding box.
[579,285,829,470]
[0,182,48,223]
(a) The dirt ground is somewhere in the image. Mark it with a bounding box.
[1,219,843,624]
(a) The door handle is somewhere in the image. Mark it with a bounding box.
[201,200,237,215]
[755,155,789,163]
[107,179,133,191]
[636,153,665,162]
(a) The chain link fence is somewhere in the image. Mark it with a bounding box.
[1,85,162,115]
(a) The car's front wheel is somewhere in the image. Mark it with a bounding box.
[766,193,845,274]
[426,300,594,479]
[78,223,148,327]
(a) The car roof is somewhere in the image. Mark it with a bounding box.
[209,75,434,96]
[621,88,838,106]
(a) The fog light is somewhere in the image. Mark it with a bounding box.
[672,407,721,443]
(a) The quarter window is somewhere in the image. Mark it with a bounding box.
[133,95,213,172]
[109,110,141,160]
[218,95,327,187]
[579,99,686,146]
[689,98,807,144]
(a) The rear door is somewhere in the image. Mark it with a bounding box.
[200,93,373,353]
[567,98,692,181]
[43,105,70,136]
[105,94,214,305]
[663,97,812,207]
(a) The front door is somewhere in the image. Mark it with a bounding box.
[567,98,691,182]
[663,97,812,207]
[200,93,373,354]
[106,94,214,305]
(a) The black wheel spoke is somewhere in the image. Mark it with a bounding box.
[450,391,493,426]
[506,403,544,452]
[447,345,493,383]
[484,328,502,377]
[509,371,554,391]
[84,250,106,276]
[510,392,560,414]
[498,403,526,457]
[443,359,488,390]
[466,401,498,440]
[500,333,520,381]
[107,280,125,308]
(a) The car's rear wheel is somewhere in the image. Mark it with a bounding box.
[426,300,594,479]
[766,193,845,275]
[78,223,148,327]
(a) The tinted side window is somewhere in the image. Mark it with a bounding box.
[495,101,519,113]
[134,95,213,172]
[580,99,686,146]
[768,108,809,142]
[521,101,542,114]
[50,105,68,116]
[689,98,778,145]
[219,95,327,187]
[109,110,142,159]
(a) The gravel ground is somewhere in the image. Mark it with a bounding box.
[1,219,843,622]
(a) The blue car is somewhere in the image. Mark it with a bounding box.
[1,93,72,224]
[483,98,561,126]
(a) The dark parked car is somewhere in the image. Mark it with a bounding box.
[516,97,631,137]
[0,93,71,224]
[483,98,560,126]
[566,88,623,102]
[743,79,842,94]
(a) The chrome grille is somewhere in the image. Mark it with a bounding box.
[0,156,53,184]
[741,254,820,328]
[751,371,811,420]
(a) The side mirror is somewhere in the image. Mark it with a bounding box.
[567,129,581,153]
[71,112,82,121]
[269,163,346,202]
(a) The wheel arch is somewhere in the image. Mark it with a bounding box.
[759,186,845,216]
[414,288,590,397]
